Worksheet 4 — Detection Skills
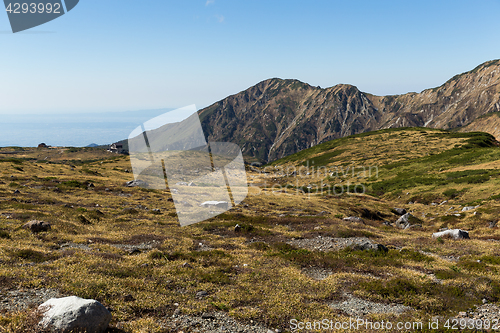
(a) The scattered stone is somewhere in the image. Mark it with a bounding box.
[182,262,192,268]
[188,182,196,186]
[13,189,20,194]
[352,242,388,253]
[196,290,208,298]
[489,221,498,228]
[125,180,148,187]
[462,205,480,212]
[392,208,407,216]
[128,248,141,255]
[395,213,414,229]
[201,313,215,320]
[439,200,448,205]
[176,181,189,186]
[432,229,470,240]
[343,216,364,223]
[200,201,229,209]
[39,296,111,333]
[152,208,161,214]
[23,220,51,233]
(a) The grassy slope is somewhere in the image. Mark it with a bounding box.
[2,131,500,331]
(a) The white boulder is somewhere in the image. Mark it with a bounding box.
[39,296,111,333]
[432,229,470,240]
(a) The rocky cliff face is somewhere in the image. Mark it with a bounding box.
[197,59,500,163]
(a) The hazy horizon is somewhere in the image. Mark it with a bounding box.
[0,108,173,147]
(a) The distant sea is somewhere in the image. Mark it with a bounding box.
[0,109,173,147]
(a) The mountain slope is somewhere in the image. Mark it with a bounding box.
[198,60,500,163]
[199,79,381,162]
[458,112,500,140]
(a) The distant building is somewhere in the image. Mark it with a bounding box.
[108,142,126,154]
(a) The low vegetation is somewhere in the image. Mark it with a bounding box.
[1,129,500,332]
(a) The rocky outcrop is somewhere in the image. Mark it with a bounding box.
[23,220,51,233]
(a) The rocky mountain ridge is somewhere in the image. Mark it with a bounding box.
[198,59,500,162]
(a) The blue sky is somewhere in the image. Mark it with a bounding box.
[1,0,500,114]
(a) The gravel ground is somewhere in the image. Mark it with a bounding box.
[330,293,413,317]
[59,240,162,254]
[0,288,61,313]
[160,311,276,333]
[456,302,500,322]
[287,236,374,252]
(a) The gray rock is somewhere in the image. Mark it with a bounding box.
[196,290,208,298]
[23,220,51,233]
[39,296,111,333]
[432,229,470,240]
[395,213,413,229]
[201,312,215,320]
[125,180,148,187]
[392,208,407,216]
[462,205,480,212]
[353,242,388,252]
[489,221,498,228]
[343,216,364,223]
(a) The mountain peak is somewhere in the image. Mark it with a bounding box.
[198,60,500,163]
